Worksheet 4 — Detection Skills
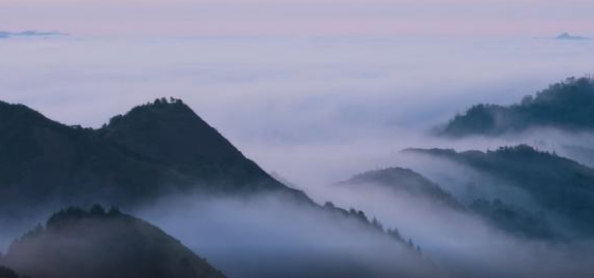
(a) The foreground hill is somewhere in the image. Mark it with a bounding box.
[406,145,594,238]
[0,206,227,278]
[0,266,20,278]
[339,167,462,209]
[439,77,594,137]
[0,98,304,210]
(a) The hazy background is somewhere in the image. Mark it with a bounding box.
[1,35,594,193]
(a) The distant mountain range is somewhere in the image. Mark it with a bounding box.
[0,30,67,39]
[438,77,594,137]
[556,33,591,40]
[0,98,305,210]
[0,206,228,278]
[405,145,594,238]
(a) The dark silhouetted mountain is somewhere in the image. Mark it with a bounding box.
[0,205,227,278]
[98,98,286,191]
[470,198,555,239]
[340,167,462,209]
[439,77,594,137]
[0,98,304,210]
[556,33,591,40]
[406,145,594,237]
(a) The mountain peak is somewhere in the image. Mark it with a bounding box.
[137,97,189,110]
[100,97,256,178]
[106,97,194,127]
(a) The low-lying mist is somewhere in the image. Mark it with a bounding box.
[237,127,594,278]
[134,191,441,278]
[0,209,56,254]
[248,127,594,198]
[314,178,594,278]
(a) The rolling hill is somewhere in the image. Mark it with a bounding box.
[0,206,228,278]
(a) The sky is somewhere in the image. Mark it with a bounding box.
[1,0,594,38]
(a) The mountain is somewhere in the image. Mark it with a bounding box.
[439,77,594,137]
[0,31,67,39]
[405,145,594,238]
[99,98,286,191]
[561,145,594,168]
[339,167,462,209]
[0,206,228,278]
[469,198,555,239]
[339,166,557,239]
[0,98,304,211]
[0,266,20,278]
[556,33,591,40]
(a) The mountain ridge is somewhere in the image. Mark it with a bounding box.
[0,98,305,211]
[438,77,594,137]
[339,167,463,209]
[405,145,594,238]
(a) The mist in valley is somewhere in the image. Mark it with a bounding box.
[1,34,594,278]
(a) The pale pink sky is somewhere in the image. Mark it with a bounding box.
[0,0,593,37]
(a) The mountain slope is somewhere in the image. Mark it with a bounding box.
[100,98,278,189]
[439,77,594,137]
[340,167,462,209]
[0,98,302,210]
[0,266,20,278]
[469,198,555,239]
[339,166,556,239]
[406,145,594,237]
[0,206,227,278]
